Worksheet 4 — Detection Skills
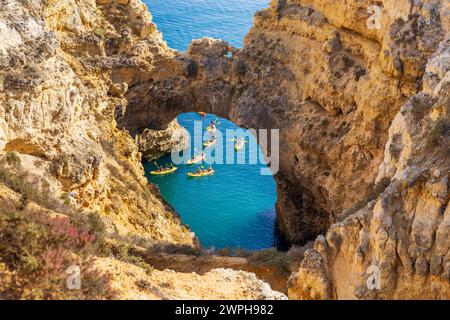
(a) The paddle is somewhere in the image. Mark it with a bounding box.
[229,138,249,142]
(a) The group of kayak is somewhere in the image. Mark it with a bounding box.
[203,119,246,151]
[149,113,246,177]
[150,161,214,177]
[150,162,215,177]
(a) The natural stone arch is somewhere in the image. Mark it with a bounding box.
[115,39,334,246]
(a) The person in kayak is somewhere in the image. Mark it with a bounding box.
[191,152,205,162]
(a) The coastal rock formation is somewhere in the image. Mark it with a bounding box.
[0,0,194,244]
[118,0,450,299]
[0,0,284,299]
[136,119,189,162]
[0,0,448,300]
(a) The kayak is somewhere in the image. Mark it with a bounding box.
[187,170,214,177]
[150,167,177,175]
[206,126,216,134]
[203,140,216,148]
[187,156,204,165]
[235,141,244,151]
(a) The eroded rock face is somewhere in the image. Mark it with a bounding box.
[1,0,448,300]
[118,0,450,299]
[0,0,195,245]
[0,0,289,300]
[289,74,449,299]
[136,119,189,162]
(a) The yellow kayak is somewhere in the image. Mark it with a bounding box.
[187,156,204,165]
[203,140,216,148]
[150,167,177,175]
[207,126,216,134]
[187,170,215,177]
[235,141,244,151]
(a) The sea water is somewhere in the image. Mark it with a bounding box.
[143,1,277,250]
[144,0,270,51]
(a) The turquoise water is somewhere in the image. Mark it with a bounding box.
[144,0,270,51]
[142,1,278,250]
[144,113,277,250]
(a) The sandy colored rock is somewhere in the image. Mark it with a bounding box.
[0,0,448,300]
[117,0,450,299]
[87,257,287,300]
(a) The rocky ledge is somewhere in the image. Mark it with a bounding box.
[136,119,189,162]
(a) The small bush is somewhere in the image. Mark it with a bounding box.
[98,240,154,275]
[5,152,21,166]
[146,243,199,256]
[0,207,87,299]
[247,248,290,274]
[216,247,232,257]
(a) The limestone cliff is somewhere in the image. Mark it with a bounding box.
[117,0,450,299]
[136,118,189,162]
[0,0,448,300]
[0,0,285,300]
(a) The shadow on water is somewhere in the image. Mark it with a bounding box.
[274,220,290,252]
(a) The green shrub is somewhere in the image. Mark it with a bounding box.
[0,208,72,298]
[247,248,290,274]
[216,247,232,257]
[146,242,199,256]
[98,239,154,275]
[5,152,21,166]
